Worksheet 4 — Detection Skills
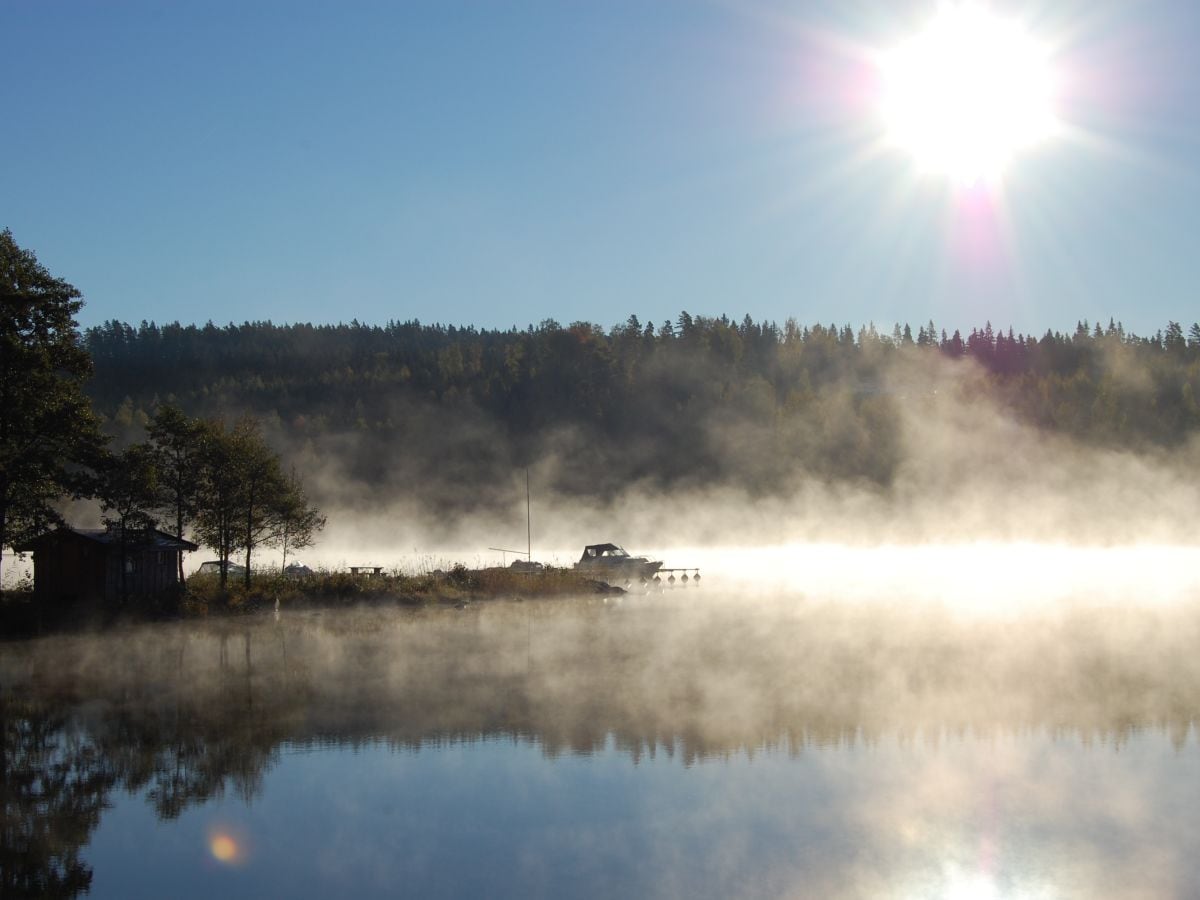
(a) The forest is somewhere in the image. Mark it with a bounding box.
[84,314,1200,514]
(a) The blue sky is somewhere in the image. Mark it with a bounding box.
[5,0,1199,336]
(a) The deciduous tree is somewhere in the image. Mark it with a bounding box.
[275,467,325,574]
[193,420,242,590]
[192,418,324,590]
[148,404,206,579]
[0,229,105,588]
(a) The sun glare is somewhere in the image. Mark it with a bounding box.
[880,4,1058,183]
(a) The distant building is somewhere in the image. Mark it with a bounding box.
[15,525,199,605]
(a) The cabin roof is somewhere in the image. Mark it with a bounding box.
[16,526,199,553]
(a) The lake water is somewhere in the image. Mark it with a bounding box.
[3,590,1200,898]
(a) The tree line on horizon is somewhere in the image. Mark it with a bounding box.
[86,312,1200,435]
[80,310,1200,511]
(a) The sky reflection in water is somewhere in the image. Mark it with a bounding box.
[87,730,1200,899]
[3,594,1199,898]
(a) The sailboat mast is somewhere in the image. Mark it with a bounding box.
[526,468,531,560]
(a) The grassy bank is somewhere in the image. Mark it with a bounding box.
[181,564,620,615]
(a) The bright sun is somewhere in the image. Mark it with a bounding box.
[880,4,1058,183]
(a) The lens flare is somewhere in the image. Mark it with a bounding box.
[208,829,247,865]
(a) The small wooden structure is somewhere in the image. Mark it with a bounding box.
[16,524,198,606]
[349,565,383,577]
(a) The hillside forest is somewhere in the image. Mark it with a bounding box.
[85,314,1200,519]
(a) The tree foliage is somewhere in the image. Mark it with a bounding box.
[191,420,244,589]
[97,445,158,532]
[276,467,325,573]
[96,444,160,604]
[0,230,105,584]
[147,404,206,579]
[181,417,324,589]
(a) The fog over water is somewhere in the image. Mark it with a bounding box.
[4,581,1200,897]
[280,356,1200,581]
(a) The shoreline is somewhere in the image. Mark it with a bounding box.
[0,565,626,637]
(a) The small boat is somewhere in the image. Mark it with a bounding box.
[574,543,663,584]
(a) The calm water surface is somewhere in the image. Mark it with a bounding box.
[3,593,1200,898]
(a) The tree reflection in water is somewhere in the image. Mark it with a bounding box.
[0,701,114,897]
[1,597,1199,896]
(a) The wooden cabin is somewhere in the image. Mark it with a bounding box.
[16,525,199,606]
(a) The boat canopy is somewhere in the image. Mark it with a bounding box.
[579,543,629,563]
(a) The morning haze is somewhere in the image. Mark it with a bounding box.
[4,0,1200,897]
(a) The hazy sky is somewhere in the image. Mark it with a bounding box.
[5,0,1199,336]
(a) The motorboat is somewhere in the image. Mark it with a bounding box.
[573,543,666,585]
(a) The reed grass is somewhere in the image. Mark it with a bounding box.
[182,563,612,615]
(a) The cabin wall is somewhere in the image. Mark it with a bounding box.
[33,538,106,604]
[35,540,183,604]
[104,549,183,599]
